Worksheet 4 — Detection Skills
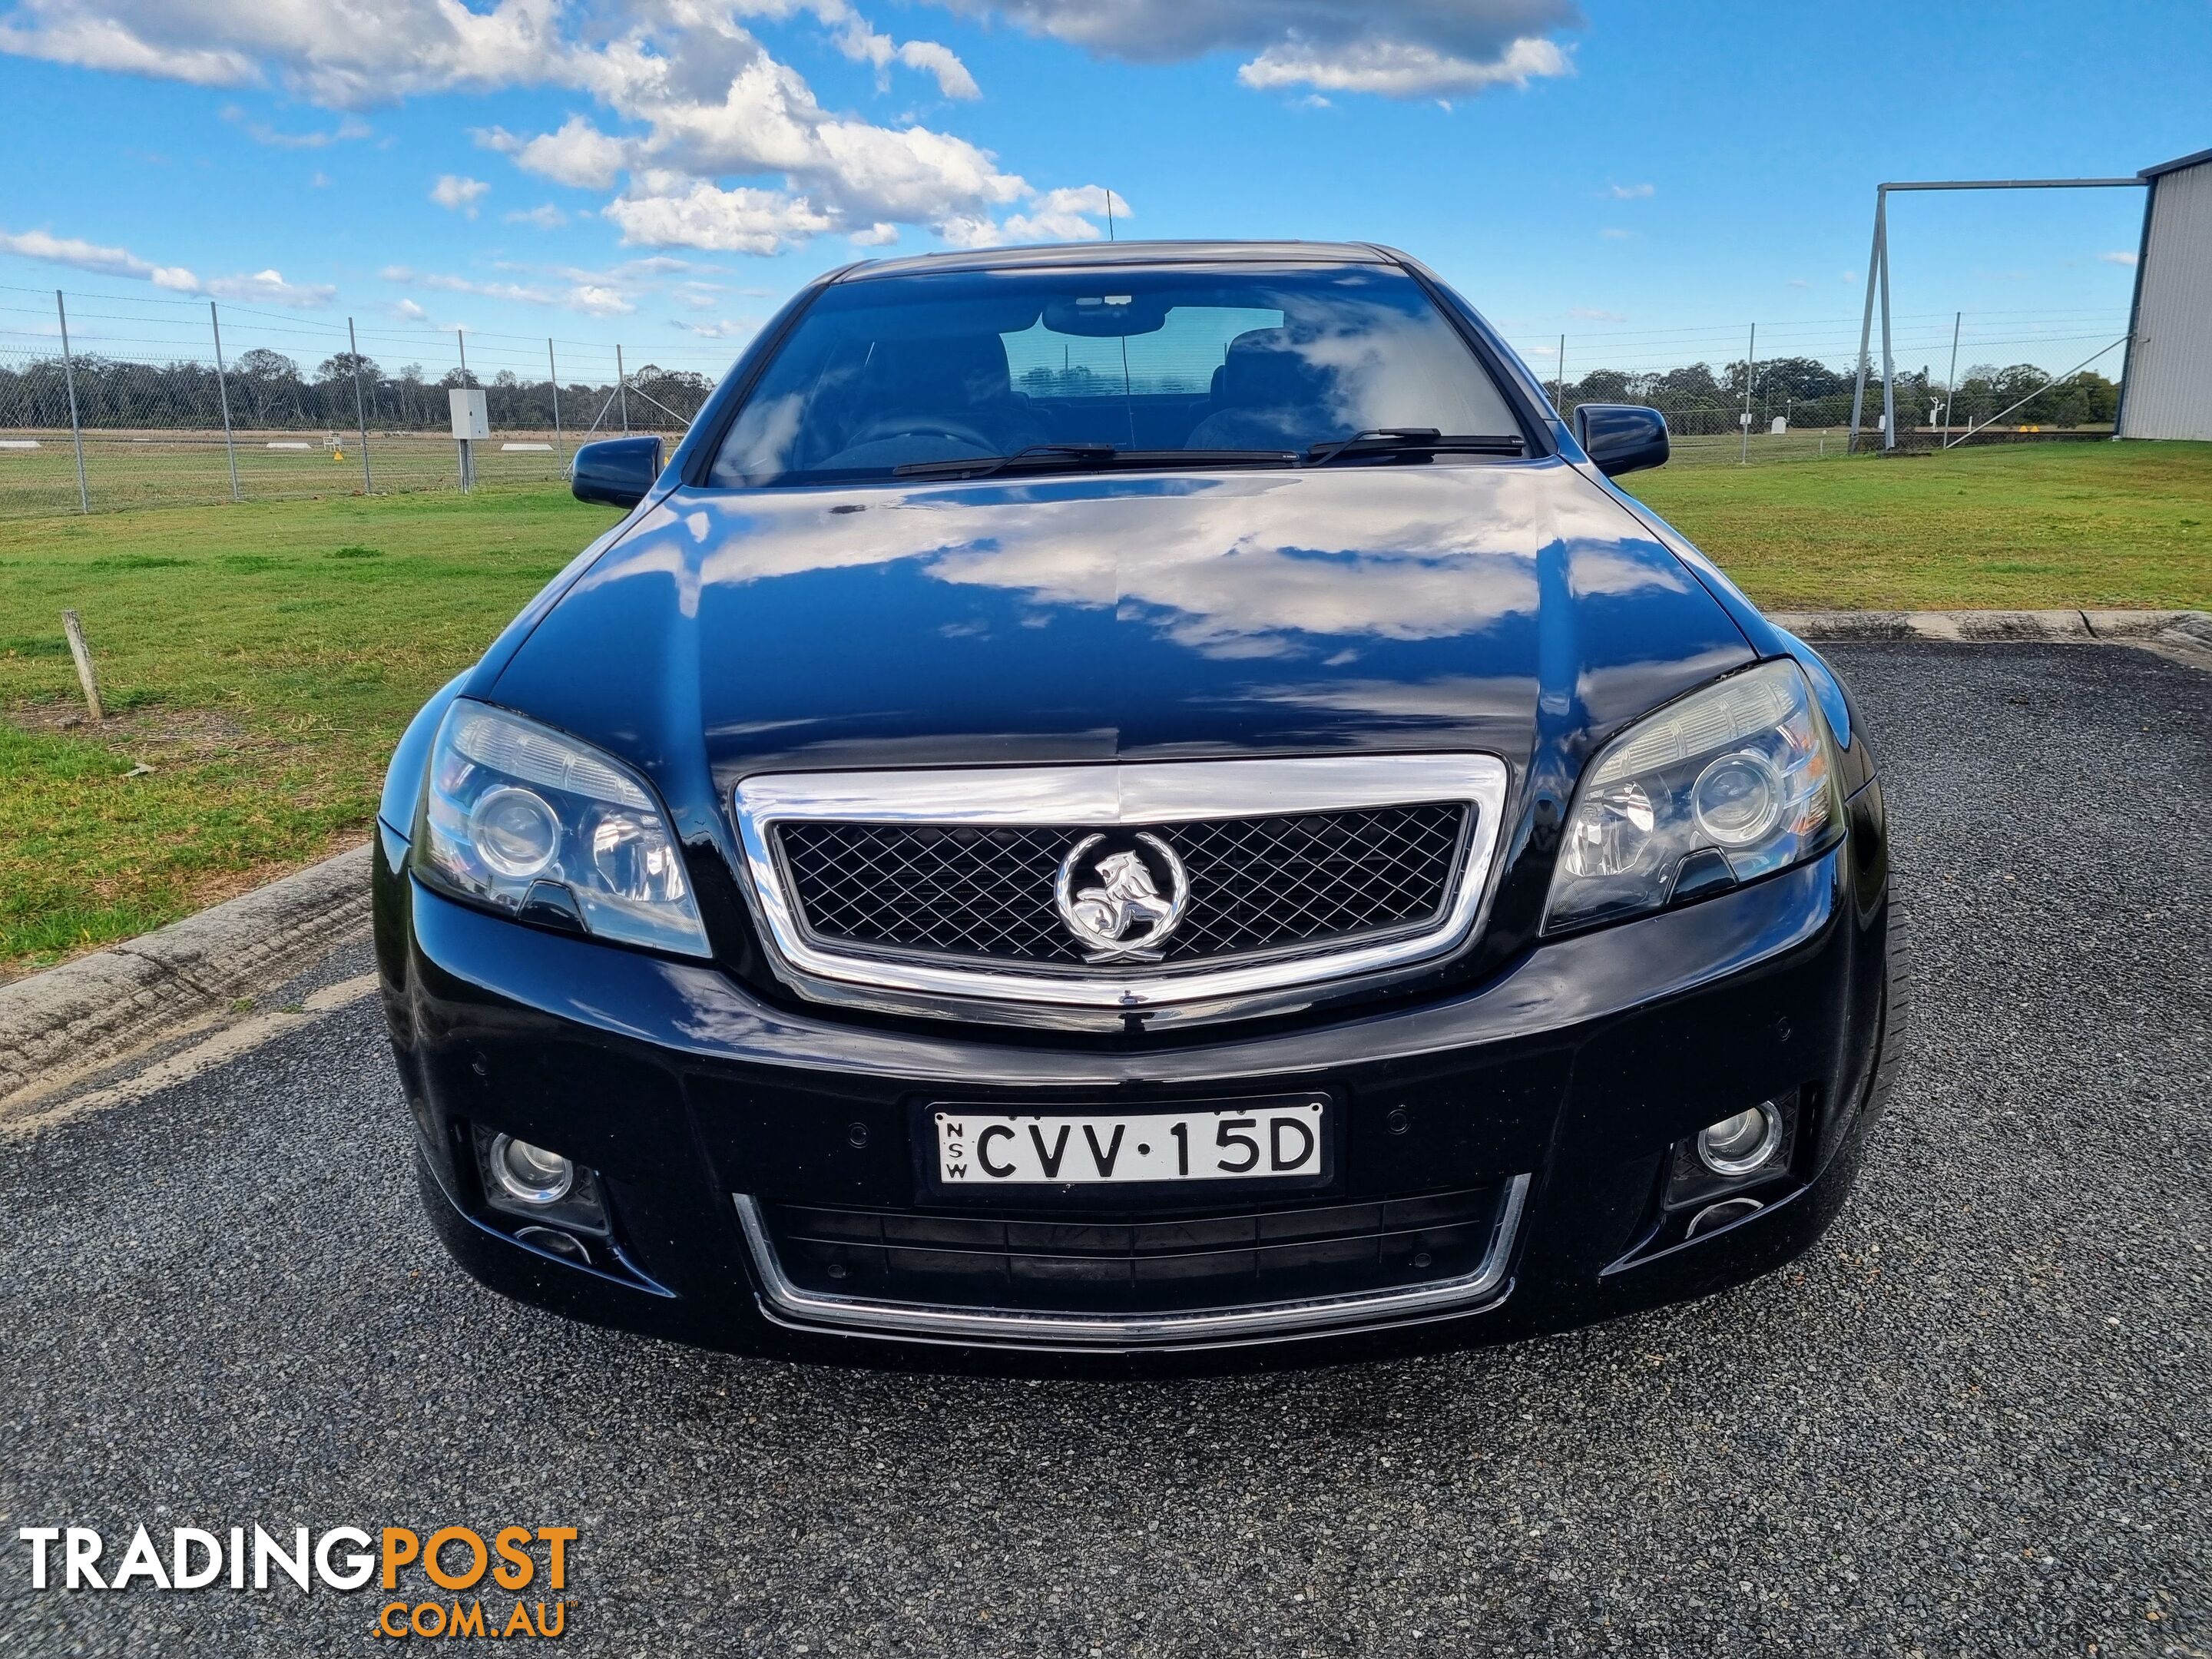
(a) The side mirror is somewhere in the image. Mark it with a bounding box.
[1571,404,1669,477]
[571,435,664,509]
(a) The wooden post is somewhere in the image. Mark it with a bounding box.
[61,609,104,721]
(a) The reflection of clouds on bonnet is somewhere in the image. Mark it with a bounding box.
[604,469,1671,661]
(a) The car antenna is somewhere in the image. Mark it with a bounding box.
[1105,189,1114,242]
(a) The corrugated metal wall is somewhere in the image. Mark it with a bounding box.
[2121,158,2212,440]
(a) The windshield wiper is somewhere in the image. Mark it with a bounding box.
[1303,429,1527,466]
[894,444,1293,481]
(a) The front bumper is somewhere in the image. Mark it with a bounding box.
[375,782,1892,1373]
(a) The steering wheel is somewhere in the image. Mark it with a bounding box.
[842,415,999,453]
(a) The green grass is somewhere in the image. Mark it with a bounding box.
[0,431,573,520]
[0,488,619,976]
[2,441,2207,978]
[1628,439,2212,611]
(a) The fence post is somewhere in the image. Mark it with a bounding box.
[1740,322,1756,465]
[1942,310,1961,445]
[548,338,565,469]
[1555,333,1565,410]
[1847,186,1884,454]
[616,344,630,434]
[209,301,241,502]
[347,317,374,495]
[61,609,104,721]
[55,290,89,514]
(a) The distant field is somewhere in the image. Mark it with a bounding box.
[2,441,2207,978]
[0,429,575,519]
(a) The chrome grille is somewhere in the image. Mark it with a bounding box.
[730,756,1511,1022]
[777,803,1466,967]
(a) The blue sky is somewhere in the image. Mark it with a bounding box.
[0,1,2204,385]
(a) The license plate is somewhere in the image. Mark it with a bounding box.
[931,1099,1328,1187]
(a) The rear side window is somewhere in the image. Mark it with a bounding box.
[710,263,1520,486]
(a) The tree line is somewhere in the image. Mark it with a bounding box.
[0,348,716,433]
[0,344,2121,437]
[1551,355,2120,432]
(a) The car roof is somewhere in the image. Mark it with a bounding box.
[834,239,1404,282]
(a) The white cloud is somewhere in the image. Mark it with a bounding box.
[505,203,570,229]
[603,176,834,254]
[2098,250,2138,267]
[1607,181,1654,200]
[934,213,1005,249]
[206,267,335,306]
[383,262,637,319]
[388,296,431,322]
[893,39,979,100]
[830,11,979,98]
[0,0,572,106]
[475,116,631,190]
[1598,227,1632,240]
[430,174,490,217]
[0,7,253,84]
[0,225,198,290]
[565,282,633,316]
[0,2,1119,257]
[939,1,1580,99]
[849,221,899,247]
[0,226,335,306]
[1238,33,1570,98]
[674,317,757,339]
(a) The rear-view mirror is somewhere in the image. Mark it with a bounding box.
[1041,295,1170,336]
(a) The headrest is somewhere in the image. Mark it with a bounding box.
[864,333,1013,406]
[1217,328,1335,411]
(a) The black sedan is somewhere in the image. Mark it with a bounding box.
[373,240,1897,1369]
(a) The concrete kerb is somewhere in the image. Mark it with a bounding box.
[1772,608,2212,657]
[0,843,373,1111]
[0,608,2203,1116]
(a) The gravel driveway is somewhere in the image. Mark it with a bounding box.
[1,641,2205,1658]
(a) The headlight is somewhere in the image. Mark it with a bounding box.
[414,700,710,956]
[1545,658,1843,932]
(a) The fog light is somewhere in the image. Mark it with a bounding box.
[514,1224,591,1265]
[1685,1197,1763,1238]
[487,1134,574,1205]
[1696,1102,1782,1177]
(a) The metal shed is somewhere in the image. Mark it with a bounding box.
[2118,147,2212,441]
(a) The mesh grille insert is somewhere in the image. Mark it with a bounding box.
[760,1184,1508,1317]
[777,803,1468,968]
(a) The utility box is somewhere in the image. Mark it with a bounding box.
[449,389,489,441]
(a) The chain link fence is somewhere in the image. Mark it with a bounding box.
[2,283,2137,518]
[1507,308,2131,465]
[0,283,722,520]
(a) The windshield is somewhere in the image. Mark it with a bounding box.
[708,263,1523,487]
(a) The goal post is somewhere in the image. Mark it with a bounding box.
[1848,177,2143,453]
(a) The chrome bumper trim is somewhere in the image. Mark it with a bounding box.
[729,754,1510,1016]
[733,1173,1529,1350]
